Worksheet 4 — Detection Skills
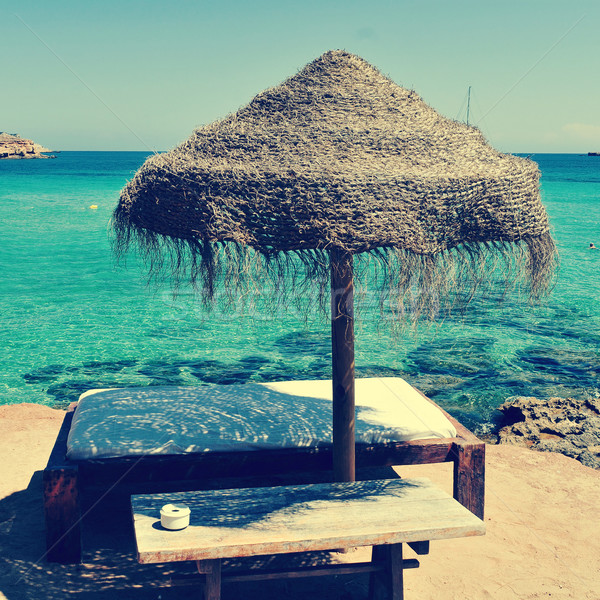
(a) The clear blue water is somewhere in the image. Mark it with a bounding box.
[1,152,599,432]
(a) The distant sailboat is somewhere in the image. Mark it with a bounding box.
[466,85,472,126]
[457,86,474,126]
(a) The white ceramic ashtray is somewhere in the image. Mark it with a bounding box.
[160,503,191,530]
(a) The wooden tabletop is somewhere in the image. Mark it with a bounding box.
[132,477,485,564]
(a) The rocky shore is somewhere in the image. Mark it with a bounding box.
[496,395,600,469]
[0,132,55,159]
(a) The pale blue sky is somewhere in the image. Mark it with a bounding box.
[2,0,599,152]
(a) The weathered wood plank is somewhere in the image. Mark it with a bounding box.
[407,540,429,555]
[172,560,419,587]
[44,406,81,564]
[453,442,485,519]
[80,438,458,487]
[43,465,81,563]
[132,478,485,564]
[389,544,404,600]
[369,544,404,600]
[45,403,77,469]
[195,559,221,600]
[369,544,387,600]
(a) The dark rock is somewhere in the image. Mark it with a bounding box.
[497,396,600,469]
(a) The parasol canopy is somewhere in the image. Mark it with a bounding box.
[113,49,556,481]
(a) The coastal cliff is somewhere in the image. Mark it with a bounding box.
[0,132,55,159]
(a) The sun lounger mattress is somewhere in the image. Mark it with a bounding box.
[66,378,457,460]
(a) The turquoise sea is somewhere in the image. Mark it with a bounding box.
[1,152,599,433]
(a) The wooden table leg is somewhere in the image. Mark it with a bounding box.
[369,544,404,600]
[388,544,404,600]
[369,544,385,599]
[196,559,222,600]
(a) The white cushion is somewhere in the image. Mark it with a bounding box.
[66,377,457,460]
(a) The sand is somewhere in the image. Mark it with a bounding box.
[0,403,598,599]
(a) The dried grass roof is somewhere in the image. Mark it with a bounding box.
[113,50,556,314]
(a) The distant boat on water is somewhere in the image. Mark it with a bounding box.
[456,86,474,126]
[588,152,600,156]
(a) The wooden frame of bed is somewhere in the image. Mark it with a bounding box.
[43,394,485,564]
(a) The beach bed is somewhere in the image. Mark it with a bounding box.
[43,378,485,564]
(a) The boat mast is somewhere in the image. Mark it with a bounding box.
[466,86,472,126]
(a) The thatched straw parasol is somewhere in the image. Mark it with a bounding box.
[113,50,556,482]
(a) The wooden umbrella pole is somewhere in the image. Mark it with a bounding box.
[330,247,356,482]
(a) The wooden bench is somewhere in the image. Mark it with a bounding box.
[131,478,485,599]
[44,391,485,564]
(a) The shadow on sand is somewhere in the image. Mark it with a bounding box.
[0,469,397,599]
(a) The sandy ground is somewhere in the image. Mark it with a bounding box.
[0,403,598,600]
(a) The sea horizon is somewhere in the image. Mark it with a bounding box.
[1,151,599,435]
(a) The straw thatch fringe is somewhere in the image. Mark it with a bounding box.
[112,213,556,321]
[112,49,558,320]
